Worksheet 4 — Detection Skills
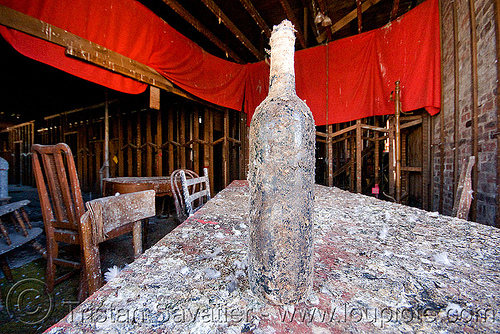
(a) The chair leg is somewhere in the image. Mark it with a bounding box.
[141,218,149,249]
[45,256,56,293]
[133,221,142,259]
[0,255,13,282]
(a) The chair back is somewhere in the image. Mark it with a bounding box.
[32,143,85,236]
[80,190,155,295]
[180,167,211,217]
[170,169,199,220]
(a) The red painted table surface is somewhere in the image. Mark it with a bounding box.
[46,180,500,333]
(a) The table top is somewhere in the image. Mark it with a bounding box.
[47,180,500,333]
[103,176,172,196]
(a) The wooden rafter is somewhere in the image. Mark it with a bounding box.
[199,0,263,60]
[299,0,320,39]
[0,5,215,105]
[357,0,362,33]
[278,0,307,49]
[239,0,271,38]
[390,0,400,21]
[317,0,381,42]
[161,0,243,63]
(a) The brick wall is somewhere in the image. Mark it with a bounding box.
[432,0,498,225]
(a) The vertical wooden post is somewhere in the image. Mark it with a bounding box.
[356,119,362,193]
[208,110,215,193]
[395,81,402,203]
[180,108,186,169]
[494,0,500,227]
[438,0,445,213]
[127,117,133,177]
[146,110,153,177]
[156,109,162,176]
[193,108,200,175]
[103,92,110,180]
[374,117,380,186]
[327,124,334,187]
[239,112,247,180]
[118,116,124,177]
[136,112,142,176]
[168,108,174,174]
[453,1,460,202]
[469,0,479,221]
[350,133,355,192]
[203,109,211,171]
[223,108,230,188]
[422,114,430,210]
[356,0,362,33]
[388,116,395,198]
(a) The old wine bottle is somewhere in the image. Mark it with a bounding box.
[248,20,315,305]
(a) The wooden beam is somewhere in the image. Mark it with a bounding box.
[357,0,363,33]
[453,1,460,205]
[168,109,175,174]
[327,124,334,186]
[136,113,142,176]
[156,109,162,176]
[400,118,422,129]
[0,5,201,101]
[356,119,362,193]
[469,0,479,221]
[360,124,389,133]
[390,0,400,21]
[278,0,307,49]
[161,0,243,63]
[223,109,230,187]
[238,0,271,38]
[146,111,153,177]
[395,82,402,203]
[199,0,263,60]
[494,0,500,227]
[317,0,381,42]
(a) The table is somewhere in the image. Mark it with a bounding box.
[46,181,500,333]
[102,176,172,197]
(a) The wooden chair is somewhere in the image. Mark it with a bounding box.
[180,168,211,217]
[80,190,155,295]
[170,169,199,221]
[32,143,146,298]
[32,143,85,295]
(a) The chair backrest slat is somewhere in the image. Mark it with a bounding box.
[180,168,211,216]
[32,143,85,230]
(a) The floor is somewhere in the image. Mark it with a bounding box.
[0,185,180,333]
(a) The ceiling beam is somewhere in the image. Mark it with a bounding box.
[357,0,362,33]
[238,0,271,38]
[161,0,244,63]
[199,0,263,60]
[316,0,381,42]
[390,0,401,21]
[299,0,320,40]
[0,5,196,101]
[278,0,307,49]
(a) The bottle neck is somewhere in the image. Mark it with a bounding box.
[268,21,296,95]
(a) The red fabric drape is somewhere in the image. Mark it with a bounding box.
[244,0,441,125]
[0,0,440,126]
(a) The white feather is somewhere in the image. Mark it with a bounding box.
[104,265,121,282]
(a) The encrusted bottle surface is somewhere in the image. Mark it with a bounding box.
[248,20,315,305]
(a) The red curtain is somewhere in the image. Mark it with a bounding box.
[0,0,440,126]
[245,0,441,125]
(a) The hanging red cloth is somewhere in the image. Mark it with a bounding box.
[0,0,440,125]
